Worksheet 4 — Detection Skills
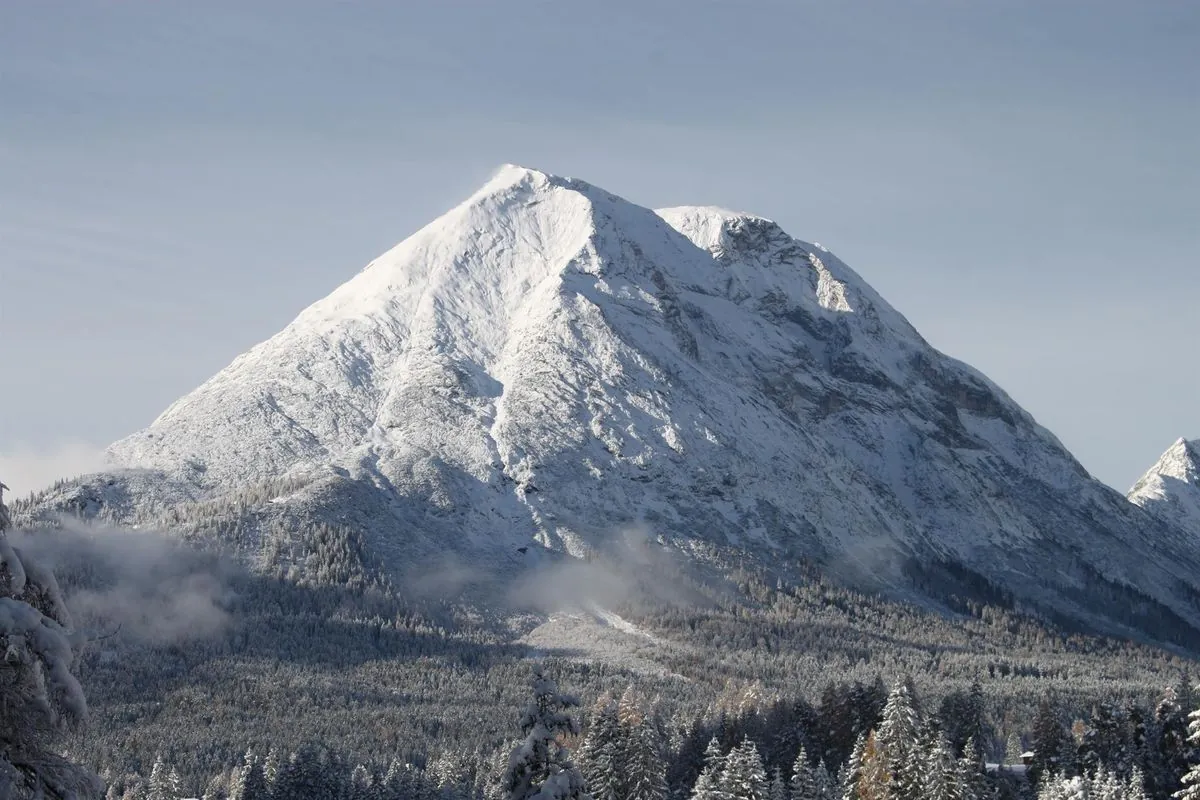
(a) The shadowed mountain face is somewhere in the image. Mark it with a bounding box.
[25,166,1200,644]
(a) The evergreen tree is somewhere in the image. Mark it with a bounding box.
[768,769,787,800]
[0,479,98,800]
[1081,704,1129,778]
[1030,699,1068,789]
[789,748,816,800]
[921,734,960,800]
[812,763,834,800]
[956,737,984,800]
[501,665,589,800]
[579,701,622,800]
[721,741,768,800]
[839,737,866,800]
[670,719,713,800]
[147,757,171,800]
[262,748,280,793]
[229,750,267,800]
[350,763,375,800]
[627,715,669,800]
[1175,691,1200,800]
[689,740,727,800]
[1160,688,1192,797]
[1127,767,1148,800]
[874,681,921,800]
[1004,732,1023,766]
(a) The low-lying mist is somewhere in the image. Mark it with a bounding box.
[12,522,236,646]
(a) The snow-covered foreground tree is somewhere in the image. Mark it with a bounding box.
[0,480,98,798]
[502,664,590,800]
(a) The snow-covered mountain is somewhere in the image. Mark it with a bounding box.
[27,166,1200,643]
[1129,438,1200,533]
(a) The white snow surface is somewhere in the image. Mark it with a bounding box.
[57,163,1200,634]
[1129,438,1200,533]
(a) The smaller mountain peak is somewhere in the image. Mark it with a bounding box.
[1129,437,1200,503]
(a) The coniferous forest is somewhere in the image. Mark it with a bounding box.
[4,482,1200,800]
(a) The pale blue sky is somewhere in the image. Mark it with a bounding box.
[2,1,1197,496]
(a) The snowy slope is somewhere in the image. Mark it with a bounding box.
[1129,438,1200,533]
[34,165,1200,641]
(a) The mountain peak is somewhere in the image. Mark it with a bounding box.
[78,167,1200,641]
[1132,437,1200,491]
[1128,437,1200,532]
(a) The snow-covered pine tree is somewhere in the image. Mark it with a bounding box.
[1005,733,1023,766]
[0,478,98,800]
[789,748,816,800]
[1127,766,1148,800]
[229,750,268,800]
[812,762,834,800]
[350,763,375,800]
[768,769,787,800]
[166,769,182,800]
[689,739,726,800]
[921,734,959,800]
[1030,700,1069,789]
[1175,690,1200,800]
[1160,688,1192,797]
[501,664,590,800]
[956,737,984,800]
[839,736,866,800]
[147,757,170,800]
[626,715,669,800]
[579,700,622,800]
[721,740,768,800]
[262,748,280,792]
[671,720,714,800]
[874,681,921,800]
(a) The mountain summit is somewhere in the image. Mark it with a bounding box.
[33,166,1200,643]
[1129,438,1200,532]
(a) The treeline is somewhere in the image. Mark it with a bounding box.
[96,670,1200,800]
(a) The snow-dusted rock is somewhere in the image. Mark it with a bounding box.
[1129,438,1200,533]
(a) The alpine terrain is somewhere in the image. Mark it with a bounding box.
[24,165,1200,646]
[1129,438,1200,534]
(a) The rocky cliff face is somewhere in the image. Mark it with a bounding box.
[24,166,1200,644]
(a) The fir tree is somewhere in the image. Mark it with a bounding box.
[0,479,98,800]
[721,740,768,800]
[690,739,727,800]
[501,665,589,800]
[1175,690,1200,800]
[921,734,960,800]
[1160,688,1192,797]
[627,715,669,800]
[1127,767,1148,800]
[839,736,866,800]
[1030,699,1068,789]
[229,750,267,800]
[147,757,171,800]
[875,681,921,800]
[768,769,787,800]
[789,748,816,800]
[579,701,622,800]
[812,763,834,800]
